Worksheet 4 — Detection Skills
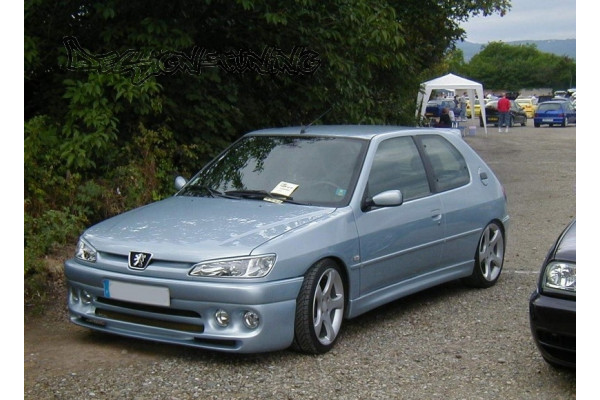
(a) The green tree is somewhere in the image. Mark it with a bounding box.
[464,41,576,91]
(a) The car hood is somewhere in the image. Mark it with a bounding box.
[83,196,334,261]
[554,220,576,263]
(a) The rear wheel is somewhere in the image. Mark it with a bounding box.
[293,259,346,354]
[463,222,505,288]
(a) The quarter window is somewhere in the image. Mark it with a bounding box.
[420,135,470,192]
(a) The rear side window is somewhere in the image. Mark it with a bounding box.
[538,103,561,112]
[420,135,470,192]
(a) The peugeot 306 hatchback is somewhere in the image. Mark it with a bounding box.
[65,125,509,354]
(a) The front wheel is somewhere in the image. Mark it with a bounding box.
[462,222,505,288]
[293,259,346,354]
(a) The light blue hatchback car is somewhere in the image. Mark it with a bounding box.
[65,125,509,354]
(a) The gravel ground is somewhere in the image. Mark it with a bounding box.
[24,124,577,399]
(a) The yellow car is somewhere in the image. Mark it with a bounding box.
[466,99,483,118]
[515,97,538,118]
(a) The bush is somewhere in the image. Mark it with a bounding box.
[24,120,202,303]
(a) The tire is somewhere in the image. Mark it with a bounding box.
[293,259,346,354]
[561,119,566,127]
[521,117,527,127]
[534,122,540,127]
[462,222,505,288]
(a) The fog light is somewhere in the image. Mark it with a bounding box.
[243,311,260,329]
[81,289,93,305]
[215,309,230,327]
[70,287,80,303]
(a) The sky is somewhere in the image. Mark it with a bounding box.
[460,0,576,43]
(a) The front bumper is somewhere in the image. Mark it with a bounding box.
[65,259,304,353]
[529,290,576,368]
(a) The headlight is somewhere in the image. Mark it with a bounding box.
[189,255,276,278]
[542,261,576,295]
[75,238,97,263]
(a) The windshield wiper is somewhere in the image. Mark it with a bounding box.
[179,185,236,199]
[224,190,306,205]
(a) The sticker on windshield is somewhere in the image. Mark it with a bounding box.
[271,181,299,197]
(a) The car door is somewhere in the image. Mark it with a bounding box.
[510,101,524,124]
[565,102,576,123]
[354,136,444,295]
[418,134,479,270]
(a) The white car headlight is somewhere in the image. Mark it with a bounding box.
[542,261,576,295]
[189,255,276,278]
[75,238,97,263]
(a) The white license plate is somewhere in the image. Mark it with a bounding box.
[543,118,554,122]
[103,280,170,307]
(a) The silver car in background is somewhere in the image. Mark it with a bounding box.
[65,125,509,354]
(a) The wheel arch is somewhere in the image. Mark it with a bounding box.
[488,217,508,250]
[302,255,351,314]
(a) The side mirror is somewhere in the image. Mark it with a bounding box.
[174,176,187,190]
[362,190,403,211]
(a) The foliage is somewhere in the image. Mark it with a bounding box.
[461,42,576,91]
[25,0,512,296]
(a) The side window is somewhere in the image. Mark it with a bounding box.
[420,135,470,192]
[367,137,430,201]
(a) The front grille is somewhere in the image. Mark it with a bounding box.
[94,309,204,333]
[97,297,200,318]
[95,297,204,333]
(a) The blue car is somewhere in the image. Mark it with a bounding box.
[65,126,509,354]
[529,219,576,368]
[425,99,460,119]
[534,101,576,127]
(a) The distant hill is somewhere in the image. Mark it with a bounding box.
[456,39,576,62]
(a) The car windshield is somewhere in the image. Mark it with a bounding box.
[181,135,368,207]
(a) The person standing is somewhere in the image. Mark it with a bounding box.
[459,92,468,121]
[497,93,511,132]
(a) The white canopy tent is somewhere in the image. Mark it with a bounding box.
[416,73,487,134]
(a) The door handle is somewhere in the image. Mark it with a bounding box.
[431,210,442,224]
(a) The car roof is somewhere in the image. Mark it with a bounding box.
[247,125,448,140]
[427,99,454,104]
